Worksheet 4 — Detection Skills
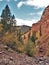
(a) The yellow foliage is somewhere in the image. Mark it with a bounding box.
[36,30,40,39]
[2,31,17,44]
[0,24,3,32]
[18,45,25,53]
[1,27,39,56]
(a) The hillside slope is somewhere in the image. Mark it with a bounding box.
[0,44,49,65]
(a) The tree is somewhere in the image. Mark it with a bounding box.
[1,5,16,30]
[11,15,16,26]
[1,5,11,30]
[25,39,36,57]
[12,15,15,19]
[31,31,36,44]
[1,5,11,19]
[1,10,5,19]
[17,29,22,42]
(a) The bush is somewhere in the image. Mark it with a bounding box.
[25,39,36,57]
[6,41,17,51]
[31,31,36,44]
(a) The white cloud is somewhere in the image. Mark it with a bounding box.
[37,11,43,15]
[17,1,25,8]
[16,18,38,26]
[29,10,43,16]
[29,13,33,16]
[17,0,49,8]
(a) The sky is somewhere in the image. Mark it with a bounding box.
[0,0,49,26]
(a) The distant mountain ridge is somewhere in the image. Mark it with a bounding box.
[16,25,31,34]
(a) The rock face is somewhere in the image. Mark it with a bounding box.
[40,6,49,35]
[36,6,49,56]
[30,6,49,35]
[22,5,49,37]
[33,6,49,56]
[21,6,49,56]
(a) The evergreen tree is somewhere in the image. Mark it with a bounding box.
[11,15,16,26]
[1,5,16,30]
[1,10,5,18]
[31,31,36,44]
[12,15,15,19]
[1,5,11,19]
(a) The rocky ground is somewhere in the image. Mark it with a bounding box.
[0,44,49,65]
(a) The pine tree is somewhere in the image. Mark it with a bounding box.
[12,15,15,19]
[1,10,5,18]
[11,15,16,26]
[31,31,36,44]
[1,5,16,30]
[1,5,11,20]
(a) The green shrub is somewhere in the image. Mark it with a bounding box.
[25,39,36,57]
[6,41,17,51]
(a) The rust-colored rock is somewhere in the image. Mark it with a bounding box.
[21,6,49,56]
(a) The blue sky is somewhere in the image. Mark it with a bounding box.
[0,0,49,26]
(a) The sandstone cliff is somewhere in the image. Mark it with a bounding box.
[21,6,49,56]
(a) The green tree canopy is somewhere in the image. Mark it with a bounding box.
[1,5,16,31]
[31,31,36,44]
[1,5,11,19]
